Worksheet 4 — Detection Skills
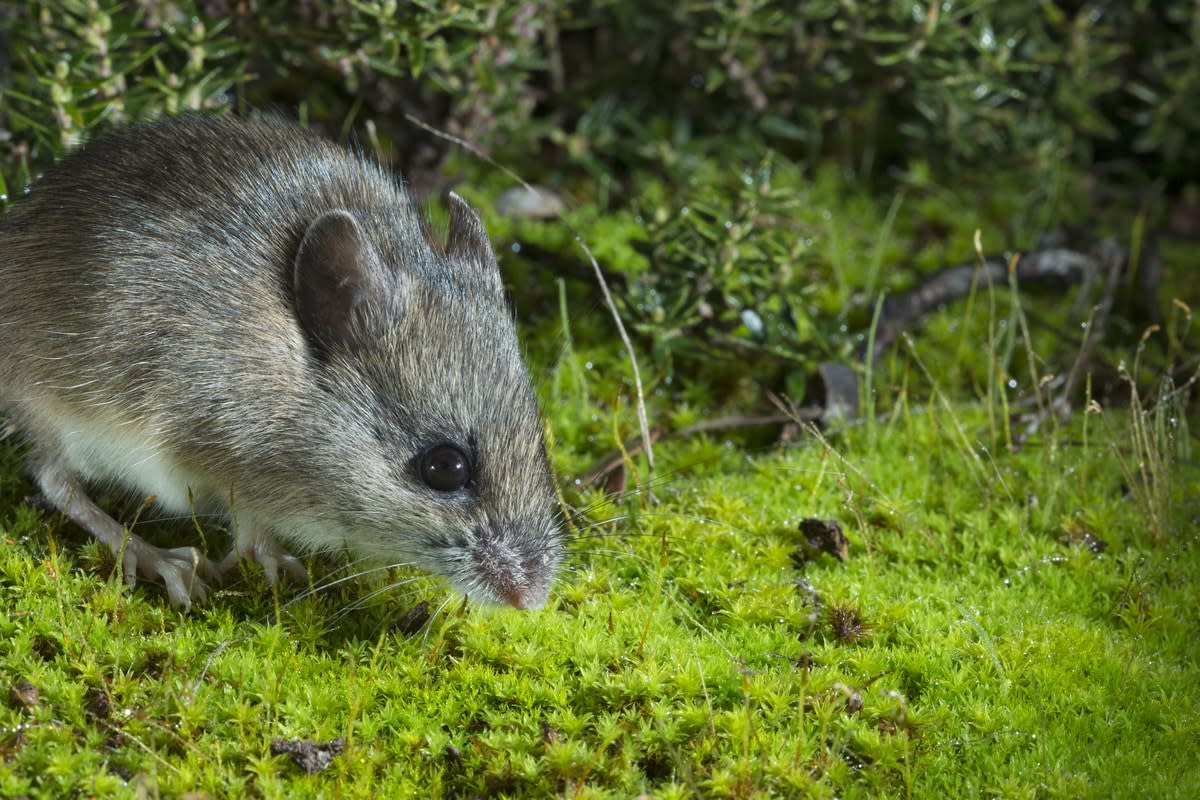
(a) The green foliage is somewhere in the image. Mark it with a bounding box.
[2,1,245,159]
[3,2,1197,397]
[4,1,1200,192]
[0,0,549,187]
[626,155,840,377]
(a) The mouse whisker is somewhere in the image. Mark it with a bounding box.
[275,560,405,612]
[420,595,457,647]
[327,578,428,623]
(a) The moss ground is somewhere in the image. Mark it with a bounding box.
[2,384,1197,797]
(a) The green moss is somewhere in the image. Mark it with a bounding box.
[2,386,1197,797]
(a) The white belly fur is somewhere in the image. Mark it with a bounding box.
[53,409,216,515]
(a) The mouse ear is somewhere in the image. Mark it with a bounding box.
[446,192,502,295]
[294,210,391,354]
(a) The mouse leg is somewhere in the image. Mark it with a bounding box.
[35,464,214,608]
[214,513,308,587]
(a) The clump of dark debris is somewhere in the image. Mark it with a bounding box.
[8,680,39,711]
[791,518,851,565]
[271,736,345,774]
[390,600,432,637]
[1059,523,1109,554]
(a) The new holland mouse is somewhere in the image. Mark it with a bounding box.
[0,114,563,609]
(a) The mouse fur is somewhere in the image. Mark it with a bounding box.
[0,114,563,609]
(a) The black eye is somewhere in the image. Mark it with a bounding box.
[418,444,471,492]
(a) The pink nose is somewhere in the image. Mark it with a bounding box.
[505,588,528,610]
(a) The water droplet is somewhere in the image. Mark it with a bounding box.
[741,309,764,337]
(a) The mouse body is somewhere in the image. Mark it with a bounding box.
[0,114,563,609]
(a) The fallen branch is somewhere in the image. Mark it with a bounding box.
[864,246,1109,363]
[1054,239,1128,419]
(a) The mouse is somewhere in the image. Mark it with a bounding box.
[0,114,564,610]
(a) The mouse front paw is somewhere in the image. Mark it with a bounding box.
[33,463,214,608]
[216,536,308,587]
[120,538,213,608]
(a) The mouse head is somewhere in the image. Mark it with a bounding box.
[289,192,563,609]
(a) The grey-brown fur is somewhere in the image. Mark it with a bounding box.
[0,114,563,609]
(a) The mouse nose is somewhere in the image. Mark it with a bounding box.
[501,571,552,610]
[468,525,556,609]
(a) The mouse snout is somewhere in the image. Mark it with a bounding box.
[504,587,533,611]
[470,525,558,610]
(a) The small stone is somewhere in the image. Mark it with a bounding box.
[495,186,566,220]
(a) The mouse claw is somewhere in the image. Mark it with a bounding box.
[217,536,307,587]
[120,538,212,608]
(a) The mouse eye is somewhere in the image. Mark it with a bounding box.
[418,444,471,492]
